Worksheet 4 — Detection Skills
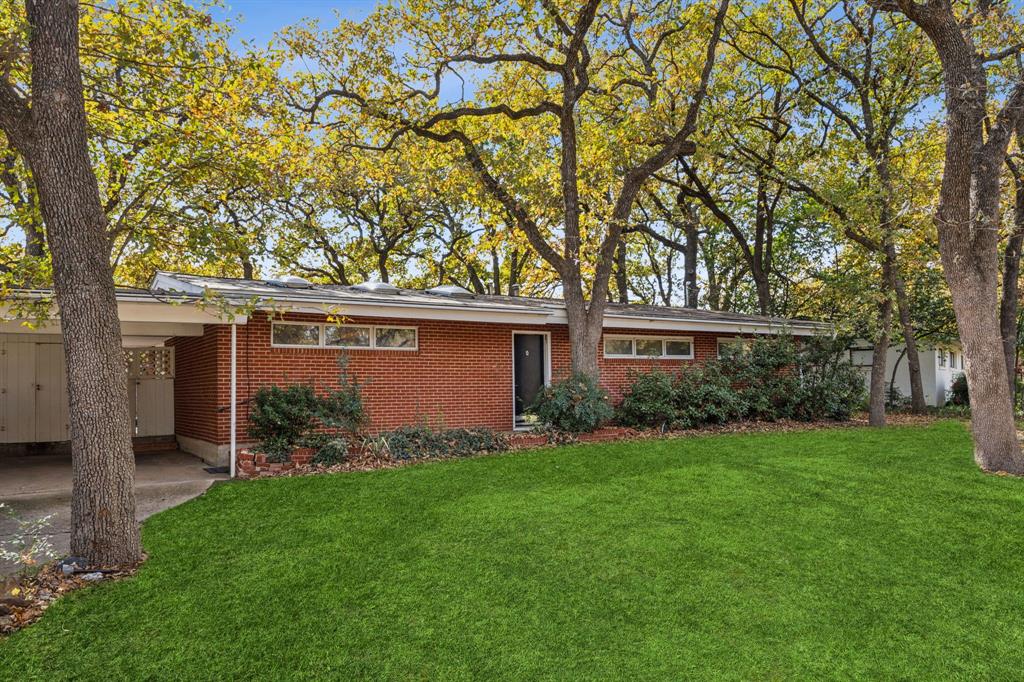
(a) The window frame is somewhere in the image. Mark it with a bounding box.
[938,349,947,368]
[602,334,694,360]
[270,321,322,348]
[323,323,372,349]
[271,321,418,351]
[717,337,753,359]
[371,324,419,351]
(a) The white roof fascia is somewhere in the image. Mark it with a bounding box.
[281,304,551,325]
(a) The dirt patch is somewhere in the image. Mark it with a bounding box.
[1,559,140,637]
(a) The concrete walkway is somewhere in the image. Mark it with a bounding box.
[0,451,228,575]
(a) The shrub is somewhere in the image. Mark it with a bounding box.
[616,369,676,429]
[0,503,55,575]
[616,335,866,429]
[314,437,351,465]
[317,356,368,434]
[365,425,509,460]
[948,374,969,406]
[790,337,867,421]
[248,383,320,461]
[672,362,745,428]
[530,372,613,433]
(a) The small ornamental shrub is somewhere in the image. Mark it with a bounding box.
[530,372,613,433]
[616,369,676,429]
[365,425,509,460]
[314,437,351,465]
[317,356,368,434]
[948,373,969,406]
[248,383,320,461]
[790,337,867,421]
[672,362,745,428]
[0,502,56,575]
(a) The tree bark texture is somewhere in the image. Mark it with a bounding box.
[12,0,140,564]
[892,2,1024,472]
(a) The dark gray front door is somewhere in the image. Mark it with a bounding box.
[514,334,545,423]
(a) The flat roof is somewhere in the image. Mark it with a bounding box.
[147,271,829,334]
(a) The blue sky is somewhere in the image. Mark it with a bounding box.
[207,1,380,46]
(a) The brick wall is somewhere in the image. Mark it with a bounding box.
[169,311,745,447]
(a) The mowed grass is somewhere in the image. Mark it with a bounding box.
[3,421,1024,680]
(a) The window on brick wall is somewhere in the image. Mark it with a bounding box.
[374,326,417,349]
[717,337,752,358]
[272,321,417,350]
[272,322,321,347]
[325,325,371,348]
[603,335,693,359]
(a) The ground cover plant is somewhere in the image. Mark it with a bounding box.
[3,422,1024,679]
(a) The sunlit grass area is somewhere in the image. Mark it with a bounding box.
[3,421,1023,680]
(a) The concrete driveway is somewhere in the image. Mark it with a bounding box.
[0,451,227,575]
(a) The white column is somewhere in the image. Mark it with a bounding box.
[229,322,237,478]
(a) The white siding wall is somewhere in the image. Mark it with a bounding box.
[850,341,963,407]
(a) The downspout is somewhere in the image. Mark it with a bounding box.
[230,322,237,478]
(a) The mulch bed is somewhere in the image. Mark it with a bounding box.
[241,413,951,481]
[1,560,140,637]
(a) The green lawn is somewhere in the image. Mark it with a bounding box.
[3,421,1024,680]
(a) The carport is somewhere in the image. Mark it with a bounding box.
[0,290,240,574]
[0,289,239,453]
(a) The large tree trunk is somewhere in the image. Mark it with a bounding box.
[613,241,628,303]
[683,218,699,308]
[22,0,140,565]
[868,265,893,427]
[1001,135,1024,403]
[890,255,927,413]
[931,34,1021,472]
[884,2,1024,472]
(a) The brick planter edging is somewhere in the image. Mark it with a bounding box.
[238,447,315,477]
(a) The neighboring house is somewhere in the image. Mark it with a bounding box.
[849,341,965,407]
[1,272,826,468]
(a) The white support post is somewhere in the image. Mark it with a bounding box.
[229,322,237,478]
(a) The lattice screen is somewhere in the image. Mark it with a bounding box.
[124,347,174,379]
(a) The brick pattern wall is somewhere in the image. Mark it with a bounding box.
[169,311,745,446]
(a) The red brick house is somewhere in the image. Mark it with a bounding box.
[1,272,826,473]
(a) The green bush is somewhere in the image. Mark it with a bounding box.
[366,425,509,460]
[790,337,867,421]
[948,373,969,406]
[249,357,368,462]
[317,356,368,434]
[248,384,320,461]
[672,362,745,428]
[618,335,865,430]
[530,372,613,433]
[314,437,351,465]
[616,369,676,429]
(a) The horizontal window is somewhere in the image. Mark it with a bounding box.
[325,325,370,348]
[272,322,320,347]
[375,326,417,349]
[272,322,417,351]
[603,336,693,359]
[717,338,752,358]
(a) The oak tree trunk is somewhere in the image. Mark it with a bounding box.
[868,266,893,427]
[1001,137,1024,403]
[684,218,699,308]
[890,255,927,413]
[19,0,140,565]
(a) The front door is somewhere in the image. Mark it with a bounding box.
[513,334,545,427]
